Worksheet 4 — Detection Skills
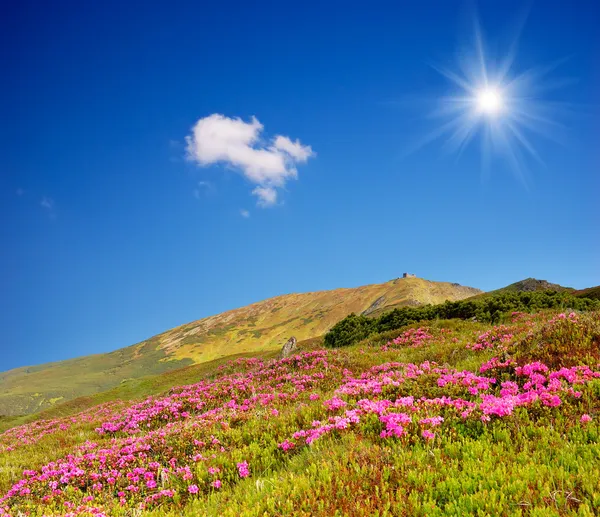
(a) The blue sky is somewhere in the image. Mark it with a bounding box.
[2,0,599,371]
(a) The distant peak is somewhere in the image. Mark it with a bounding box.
[507,278,570,292]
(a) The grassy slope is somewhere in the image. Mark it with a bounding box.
[467,278,573,301]
[0,337,326,434]
[0,338,194,418]
[0,350,281,434]
[1,311,599,516]
[573,286,600,301]
[0,277,480,417]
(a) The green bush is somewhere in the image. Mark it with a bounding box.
[324,291,600,348]
[322,313,374,348]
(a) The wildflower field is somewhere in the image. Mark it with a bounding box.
[1,309,599,516]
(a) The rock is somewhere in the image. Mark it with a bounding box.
[362,296,386,316]
[280,336,297,358]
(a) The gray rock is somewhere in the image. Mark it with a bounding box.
[362,296,386,316]
[280,336,298,358]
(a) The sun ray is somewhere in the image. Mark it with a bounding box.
[401,112,473,157]
[444,115,479,155]
[430,64,478,94]
[495,4,531,85]
[413,10,574,181]
[473,17,489,87]
[505,121,545,165]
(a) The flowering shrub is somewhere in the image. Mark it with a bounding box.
[281,359,599,449]
[1,310,599,516]
[466,325,515,351]
[236,461,249,478]
[383,327,434,351]
[515,311,600,368]
[0,403,123,454]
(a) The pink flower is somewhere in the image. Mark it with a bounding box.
[188,484,199,494]
[211,479,221,489]
[278,439,295,451]
[580,414,592,424]
[422,430,435,440]
[237,461,250,478]
[419,416,444,427]
[386,328,434,349]
[323,397,347,411]
[379,412,411,438]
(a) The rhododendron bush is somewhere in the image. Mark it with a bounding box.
[1,310,599,516]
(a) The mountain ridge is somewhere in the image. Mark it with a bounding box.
[0,276,481,416]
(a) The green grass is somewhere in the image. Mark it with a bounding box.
[0,350,280,434]
[1,311,599,516]
[176,423,600,517]
[0,338,195,417]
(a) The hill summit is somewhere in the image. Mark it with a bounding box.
[500,278,571,292]
[0,277,481,416]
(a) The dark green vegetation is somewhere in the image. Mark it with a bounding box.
[573,286,600,301]
[324,290,600,348]
[474,277,572,296]
[469,278,599,301]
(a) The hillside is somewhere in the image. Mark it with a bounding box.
[497,277,572,292]
[573,285,600,300]
[1,309,599,516]
[469,278,572,300]
[0,277,481,417]
[323,289,600,349]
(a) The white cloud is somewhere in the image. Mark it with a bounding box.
[41,197,54,210]
[193,180,214,199]
[40,196,56,218]
[240,209,250,218]
[273,135,313,161]
[168,139,184,163]
[185,114,314,207]
[252,186,278,207]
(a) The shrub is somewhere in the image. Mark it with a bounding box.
[324,291,600,348]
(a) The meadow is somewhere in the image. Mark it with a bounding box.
[0,277,480,418]
[1,309,599,516]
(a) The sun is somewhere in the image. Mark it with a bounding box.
[408,11,572,184]
[476,87,504,116]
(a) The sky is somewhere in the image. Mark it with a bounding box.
[1,0,599,371]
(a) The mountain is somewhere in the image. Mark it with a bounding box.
[572,286,600,300]
[468,278,573,300]
[494,278,572,293]
[0,277,481,417]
